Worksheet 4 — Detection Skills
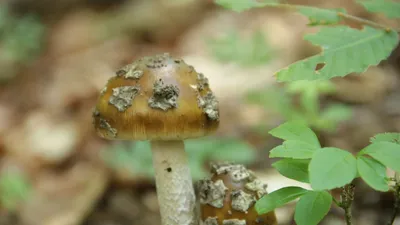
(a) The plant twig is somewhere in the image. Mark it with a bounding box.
[262,3,400,32]
[387,172,400,225]
[336,12,395,31]
[339,183,355,225]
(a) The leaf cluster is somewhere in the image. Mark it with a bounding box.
[211,1,400,224]
[255,121,400,225]
[246,80,352,132]
[215,0,400,82]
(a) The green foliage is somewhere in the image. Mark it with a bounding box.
[0,4,45,62]
[272,159,310,183]
[207,29,275,67]
[257,121,400,222]
[268,120,320,148]
[103,141,155,178]
[294,191,332,225]
[214,0,278,12]
[276,26,399,82]
[246,80,352,133]
[269,140,318,159]
[357,0,400,18]
[102,138,257,181]
[309,147,357,190]
[296,7,346,26]
[370,132,400,143]
[214,1,400,224]
[255,186,309,214]
[359,141,400,172]
[0,171,31,211]
[357,156,389,192]
[0,3,45,82]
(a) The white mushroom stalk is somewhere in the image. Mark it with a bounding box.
[151,140,196,225]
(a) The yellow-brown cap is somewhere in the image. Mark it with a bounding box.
[197,162,278,225]
[92,53,220,141]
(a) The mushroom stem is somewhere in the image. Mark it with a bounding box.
[151,140,197,225]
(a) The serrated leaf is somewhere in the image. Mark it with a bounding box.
[214,0,277,12]
[357,0,400,18]
[270,140,318,159]
[269,121,321,148]
[294,191,332,225]
[272,159,310,183]
[255,186,309,214]
[357,156,389,192]
[309,147,357,190]
[370,132,400,144]
[276,26,399,82]
[297,6,346,26]
[359,141,400,172]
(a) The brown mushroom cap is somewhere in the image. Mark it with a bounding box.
[198,163,278,225]
[92,53,220,141]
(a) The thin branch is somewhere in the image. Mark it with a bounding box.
[337,13,399,32]
[332,196,341,207]
[387,172,400,225]
[262,3,400,32]
[339,183,355,225]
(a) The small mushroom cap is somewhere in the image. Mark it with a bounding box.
[92,53,219,141]
[198,163,278,225]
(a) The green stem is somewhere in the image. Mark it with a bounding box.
[332,196,341,207]
[387,172,400,225]
[337,12,396,32]
[339,183,355,225]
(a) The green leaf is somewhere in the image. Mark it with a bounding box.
[309,147,357,190]
[207,29,274,66]
[359,141,400,172]
[0,172,31,211]
[270,140,318,159]
[255,186,309,214]
[246,87,301,120]
[286,80,336,95]
[357,156,389,192]
[357,0,400,18]
[214,0,277,12]
[272,159,310,183]
[275,26,399,82]
[370,132,400,144]
[269,121,321,148]
[320,104,353,123]
[297,7,346,26]
[294,191,332,225]
[315,104,353,131]
[197,138,257,164]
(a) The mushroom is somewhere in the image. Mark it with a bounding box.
[92,53,220,225]
[197,162,278,225]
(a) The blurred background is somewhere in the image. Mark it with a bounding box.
[0,0,399,224]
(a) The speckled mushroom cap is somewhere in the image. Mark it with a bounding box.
[197,162,278,225]
[92,53,220,141]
